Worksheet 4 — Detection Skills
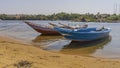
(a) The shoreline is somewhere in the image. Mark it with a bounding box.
[0,36,120,68]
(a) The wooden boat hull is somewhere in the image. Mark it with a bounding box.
[54,27,111,41]
[24,21,60,35]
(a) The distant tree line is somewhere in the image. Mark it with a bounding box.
[0,12,120,22]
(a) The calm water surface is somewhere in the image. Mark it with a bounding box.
[0,20,120,58]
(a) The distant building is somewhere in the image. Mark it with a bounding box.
[81,17,87,22]
[15,14,21,19]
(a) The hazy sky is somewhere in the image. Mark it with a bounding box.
[0,0,120,14]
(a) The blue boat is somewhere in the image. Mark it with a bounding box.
[54,27,111,42]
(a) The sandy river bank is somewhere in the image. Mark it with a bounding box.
[0,36,120,68]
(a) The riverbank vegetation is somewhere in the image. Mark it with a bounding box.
[0,12,120,22]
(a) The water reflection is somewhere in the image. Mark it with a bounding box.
[32,35,64,42]
[32,35,66,47]
[32,35,112,57]
[60,36,112,56]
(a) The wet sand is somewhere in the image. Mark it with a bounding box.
[0,36,120,68]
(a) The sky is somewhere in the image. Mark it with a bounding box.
[0,0,120,15]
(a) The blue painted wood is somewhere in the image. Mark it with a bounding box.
[54,27,111,41]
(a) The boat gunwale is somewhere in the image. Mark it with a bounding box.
[55,27,111,34]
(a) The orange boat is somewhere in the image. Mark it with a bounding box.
[23,21,60,35]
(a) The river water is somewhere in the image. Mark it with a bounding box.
[0,20,120,58]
